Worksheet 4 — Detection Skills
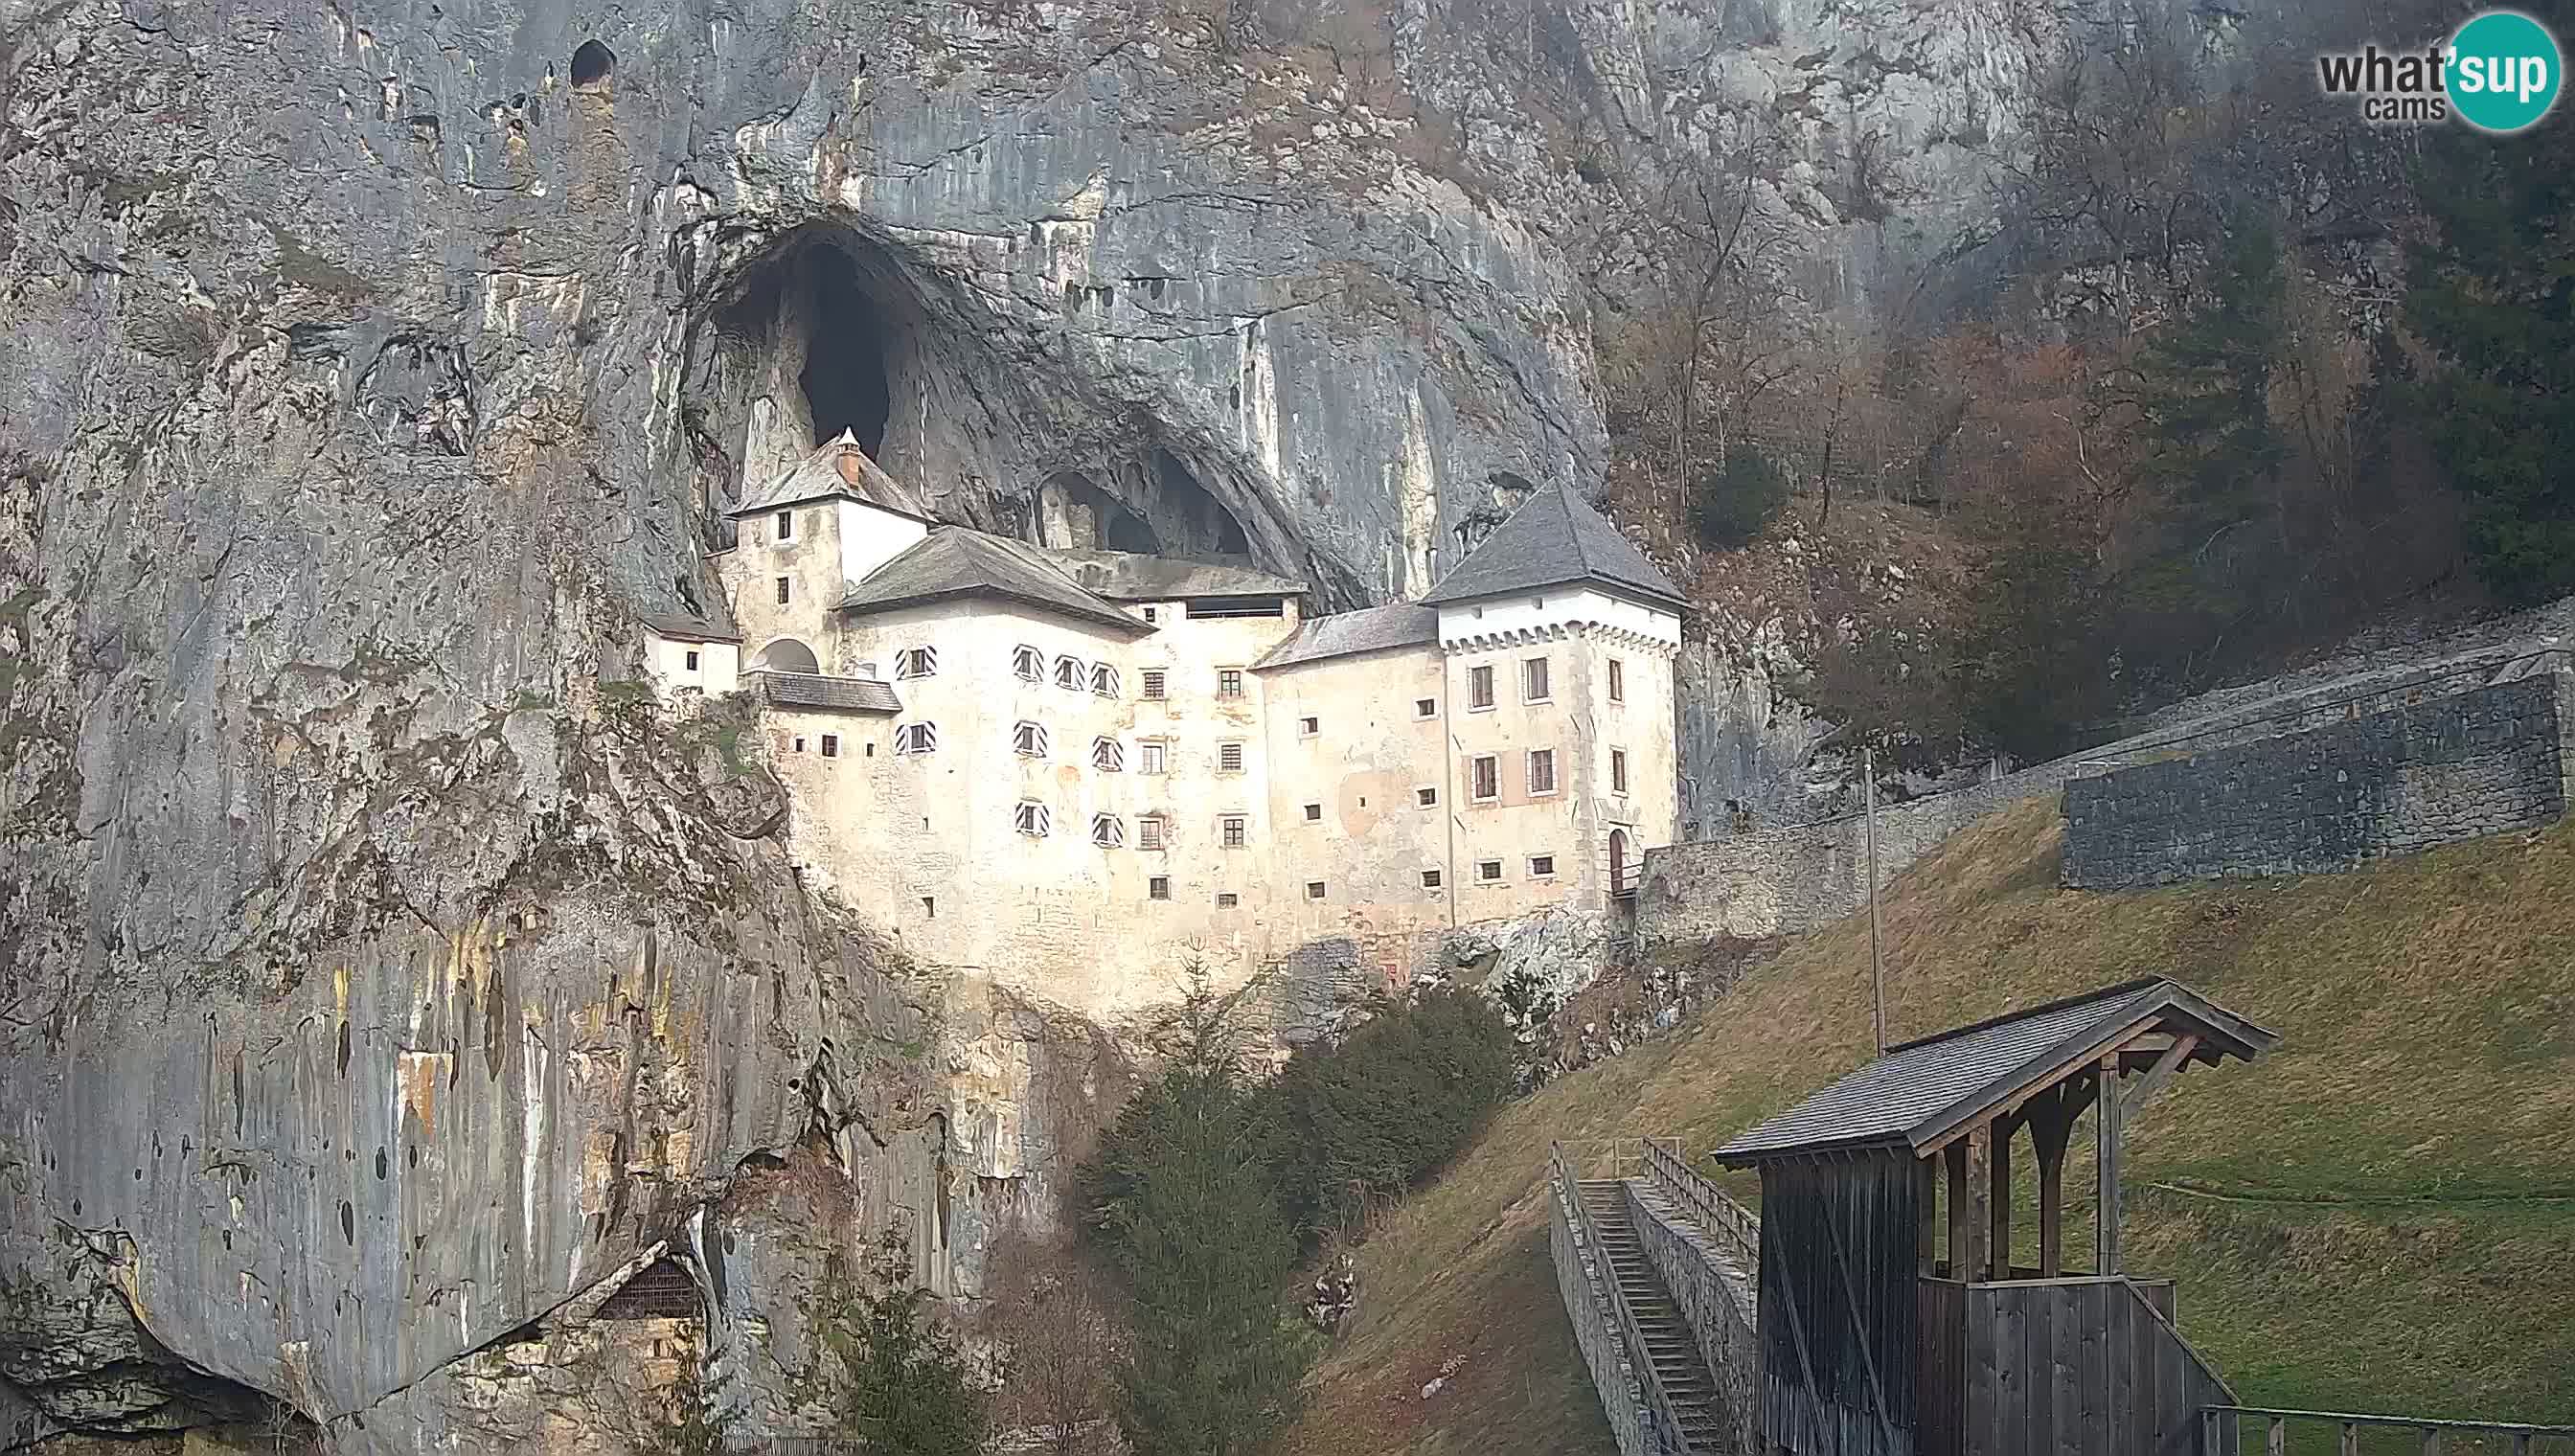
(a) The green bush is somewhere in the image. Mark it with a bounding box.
[1689,446,1791,548]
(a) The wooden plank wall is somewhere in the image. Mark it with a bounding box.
[1758,1155,1921,1456]
[1914,1279,1968,1456]
[1963,1278,2231,1456]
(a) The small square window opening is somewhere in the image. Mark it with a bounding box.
[1303,803,1322,822]
[1218,741,1245,773]
[1416,786,1438,808]
[1477,859,1504,882]
[820,735,840,759]
[1217,669,1244,699]
[1142,670,1167,699]
[1215,892,1240,908]
[1148,876,1171,900]
[1138,816,1167,851]
[1530,854,1557,877]
[1414,697,1437,719]
[1139,740,1168,775]
[1221,815,1247,849]
[1299,716,1319,737]
[1421,869,1443,889]
[684,650,699,671]
[1305,881,1327,900]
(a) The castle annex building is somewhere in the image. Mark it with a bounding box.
[643,434,1683,1020]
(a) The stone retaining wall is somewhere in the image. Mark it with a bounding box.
[1640,652,2574,945]
[2062,671,2575,888]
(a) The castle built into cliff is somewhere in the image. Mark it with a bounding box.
[641,434,1682,1020]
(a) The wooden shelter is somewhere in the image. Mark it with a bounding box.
[1711,978,2277,1456]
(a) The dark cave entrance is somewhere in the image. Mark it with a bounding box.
[1040,471,1162,554]
[800,262,892,457]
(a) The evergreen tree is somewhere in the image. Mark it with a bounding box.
[2406,92,2575,607]
[1085,970,1310,1456]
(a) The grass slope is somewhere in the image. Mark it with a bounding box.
[1281,800,2575,1455]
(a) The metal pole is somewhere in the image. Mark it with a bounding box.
[1865,742,1886,1056]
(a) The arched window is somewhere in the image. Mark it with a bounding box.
[1091,737,1124,772]
[1091,813,1125,848]
[1054,655,1085,692]
[895,722,937,756]
[1091,663,1121,697]
[1013,645,1043,683]
[1014,801,1050,837]
[1013,721,1049,758]
[895,647,937,680]
[754,637,820,674]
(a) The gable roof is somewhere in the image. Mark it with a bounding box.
[1038,548,1306,602]
[1422,485,1685,609]
[837,528,1151,636]
[639,610,741,645]
[1710,978,2278,1165]
[757,671,900,715]
[729,432,932,521]
[1253,603,1439,671]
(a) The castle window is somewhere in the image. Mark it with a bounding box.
[1138,740,1168,775]
[1415,697,1436,719]
[1092,737,1125,772]
[1217,669,1244,699]
[1611,748,1629,795]
[1091,813,1125,848]
[821,735,840,759]
[922,897,935,918]
[1138,815,1167,851]
[1528,748,1558,797]
[1607,658,1626,703]
[1055,655,1085,692]
[894,722,937,756]
[684,650,699,671]
[1149,876,1172,900]
[1523,656,1550,703]
[1144,607,1159,624]
[1416,786,1438,808]
[1470,755,1499,802]
[1529,853,1557,878]
[791,736,807,753]
[1092,663,1121,697]
[1469,665,1494,711]
[1305,881,1327,900]
[1216,892,1239,908]
[1218,741,1245,773]
[1013,646,1044,683]
[1221,815,1247,849]
[1298,716,1319,738]
[1014,801,1050,837]
[1142,670,1167,699]
[1421,869,1443,890]
[1477,859,1504,882]
[896,647,937,680]
[1303,803,1321,822]
[1014,721,1049,758]
[775,510,794,542]
[775,577,792,605]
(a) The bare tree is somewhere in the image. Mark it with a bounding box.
[986,1239,1127,1456]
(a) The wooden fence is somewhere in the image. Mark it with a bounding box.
[2199,1407,2575,1456]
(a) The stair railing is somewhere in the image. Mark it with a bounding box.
[1640,1137,1761,1265]
[1550,1142,1695,1455]
[2199,1406,2575,1455]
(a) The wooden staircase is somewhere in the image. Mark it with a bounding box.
[1580,1179,1734,1453]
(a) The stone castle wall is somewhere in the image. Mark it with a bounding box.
[1640,651,2574,946]
[2062,671,2575,889]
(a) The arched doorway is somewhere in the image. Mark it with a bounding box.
[754,637,820,674]
[1608,829,1630,897]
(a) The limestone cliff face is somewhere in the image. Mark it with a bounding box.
[0,0,2130,1446]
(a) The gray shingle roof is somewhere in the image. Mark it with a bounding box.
[639,611,741,644]
[1253,603,1439,671]
[1710,978,2278,1165]
[729,431,932,521]
[757,671,900,714]
[1038,548,1306,602]
[1422,485,1685,608]
[838,528,1150,636]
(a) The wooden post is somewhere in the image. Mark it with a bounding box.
[2096,1052,2124,1276]
[1961,1124,1992,1284]
[1987,1117,2014,1280]
[1946,1140,1969,1279]
[1918,1154,1940,1273]
[2030,1082,2077,1276]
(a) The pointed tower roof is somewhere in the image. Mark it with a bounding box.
[1421,485,1684,609]
[728,431,932,522]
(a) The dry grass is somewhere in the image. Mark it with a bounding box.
[1280,801,2575,1455]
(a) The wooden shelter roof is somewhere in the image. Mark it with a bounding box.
[1711,978,2277,1166]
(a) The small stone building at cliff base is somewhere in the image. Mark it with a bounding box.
[642,434,1685,1022]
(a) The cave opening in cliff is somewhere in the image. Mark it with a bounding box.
[1140,448,1251,557]
[1039,471,1161,553]
[800,262,892,457]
